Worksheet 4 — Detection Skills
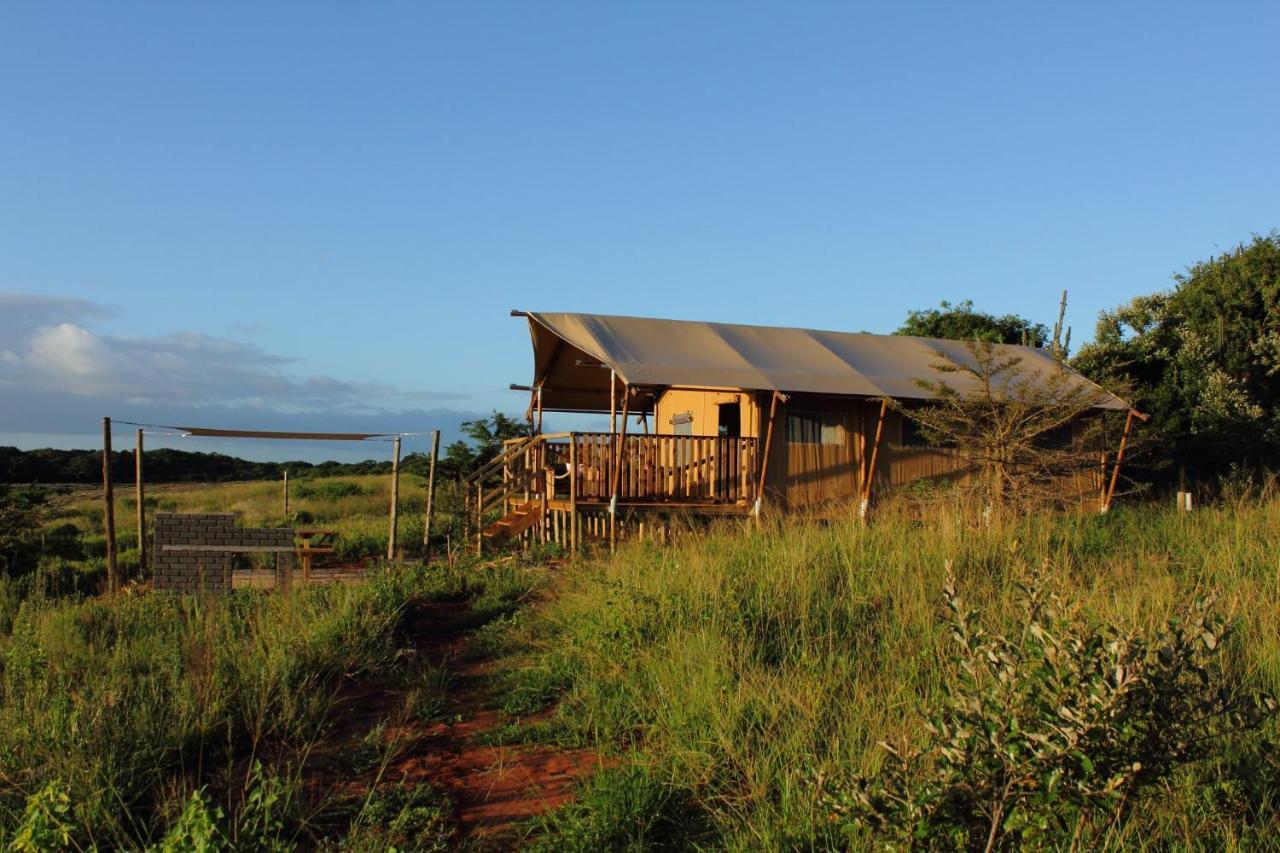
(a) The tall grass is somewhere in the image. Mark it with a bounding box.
[0,560,540,848]
[506,499,1280,849]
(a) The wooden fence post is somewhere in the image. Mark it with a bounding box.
[283,469,290,516]
[135,428,146,577]
[422,430,440,562]
[102,417,118,595]
[387,435,401,561]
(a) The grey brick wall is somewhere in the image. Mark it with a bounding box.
[153,513,296,594]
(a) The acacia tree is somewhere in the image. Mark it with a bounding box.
[899,340,1111,509]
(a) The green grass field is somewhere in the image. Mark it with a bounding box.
[4,478,1280,848]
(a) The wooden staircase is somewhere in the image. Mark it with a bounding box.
[481,500,542,545]
[463,435,548,554]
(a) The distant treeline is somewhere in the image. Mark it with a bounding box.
[0,446,401,485]
[2,413,530,486]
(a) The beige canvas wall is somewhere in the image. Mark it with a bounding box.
[654,388,760,439]
[653,388,1104,510]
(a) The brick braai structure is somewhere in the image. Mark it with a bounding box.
[153,513,295,593]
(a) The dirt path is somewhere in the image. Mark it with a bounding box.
[311,597,602,846]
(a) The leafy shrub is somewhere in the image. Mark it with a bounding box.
[40,523,84,561]
[820,564,1277,850]
[6,779,74,852]
[0,486,48,574]
[345,781,452,851]
[335,531,384,561]
[293,481,365,500]
[232,761,299,851]
[157,788,225,852]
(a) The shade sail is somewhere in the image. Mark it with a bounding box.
[524,312,1129,412]
[177,427,391,440]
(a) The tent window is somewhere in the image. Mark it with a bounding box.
[900,416,930,447]
[788,412,843,446]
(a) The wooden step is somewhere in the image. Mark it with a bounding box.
[481,501,542,544]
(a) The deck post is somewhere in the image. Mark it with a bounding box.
[859,399,889,523]
[102,417,118,595]
[135,428,146,577]
[610,386,631,549]
[1102,409,1139,513]
[609,370,617,436]
[569,433,579,553]
[476,483,484,556]
[422,429,440,562]
[755,391,784,518]
[387,435,401,561]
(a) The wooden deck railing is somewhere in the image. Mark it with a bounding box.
[536,432,758,505]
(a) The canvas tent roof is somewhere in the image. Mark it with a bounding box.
[523,311,1129,413]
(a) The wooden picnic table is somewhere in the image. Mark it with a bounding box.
[295,528,337,584]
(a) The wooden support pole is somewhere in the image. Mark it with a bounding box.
[860,399,889,522]
[536,386,544,434]
[569,433,579,554]
[387,435,401,561]
[610,386,630,549]
[609,370,617,436]
[476,482,483,556]
[135,428,146,577]
[422,430,440,562]
[1102,409,1136,513]
[102,417,118,595]
[754,391,784,515]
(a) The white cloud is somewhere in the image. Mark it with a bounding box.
[27,323,112,385]
[0,292,469,431]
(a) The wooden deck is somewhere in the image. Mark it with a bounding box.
[466,432,760,553]
[541,432,757,505]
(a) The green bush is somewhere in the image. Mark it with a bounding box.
[293,481,364,500]
[819,565,1277,849]
[344,781,452,851]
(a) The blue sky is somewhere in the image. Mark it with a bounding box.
[2,2,1277,461]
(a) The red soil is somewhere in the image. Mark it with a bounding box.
[308,598,604,844]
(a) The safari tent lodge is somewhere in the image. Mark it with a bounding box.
[467,312,1133,550]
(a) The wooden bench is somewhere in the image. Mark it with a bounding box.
[295,528,337,584]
